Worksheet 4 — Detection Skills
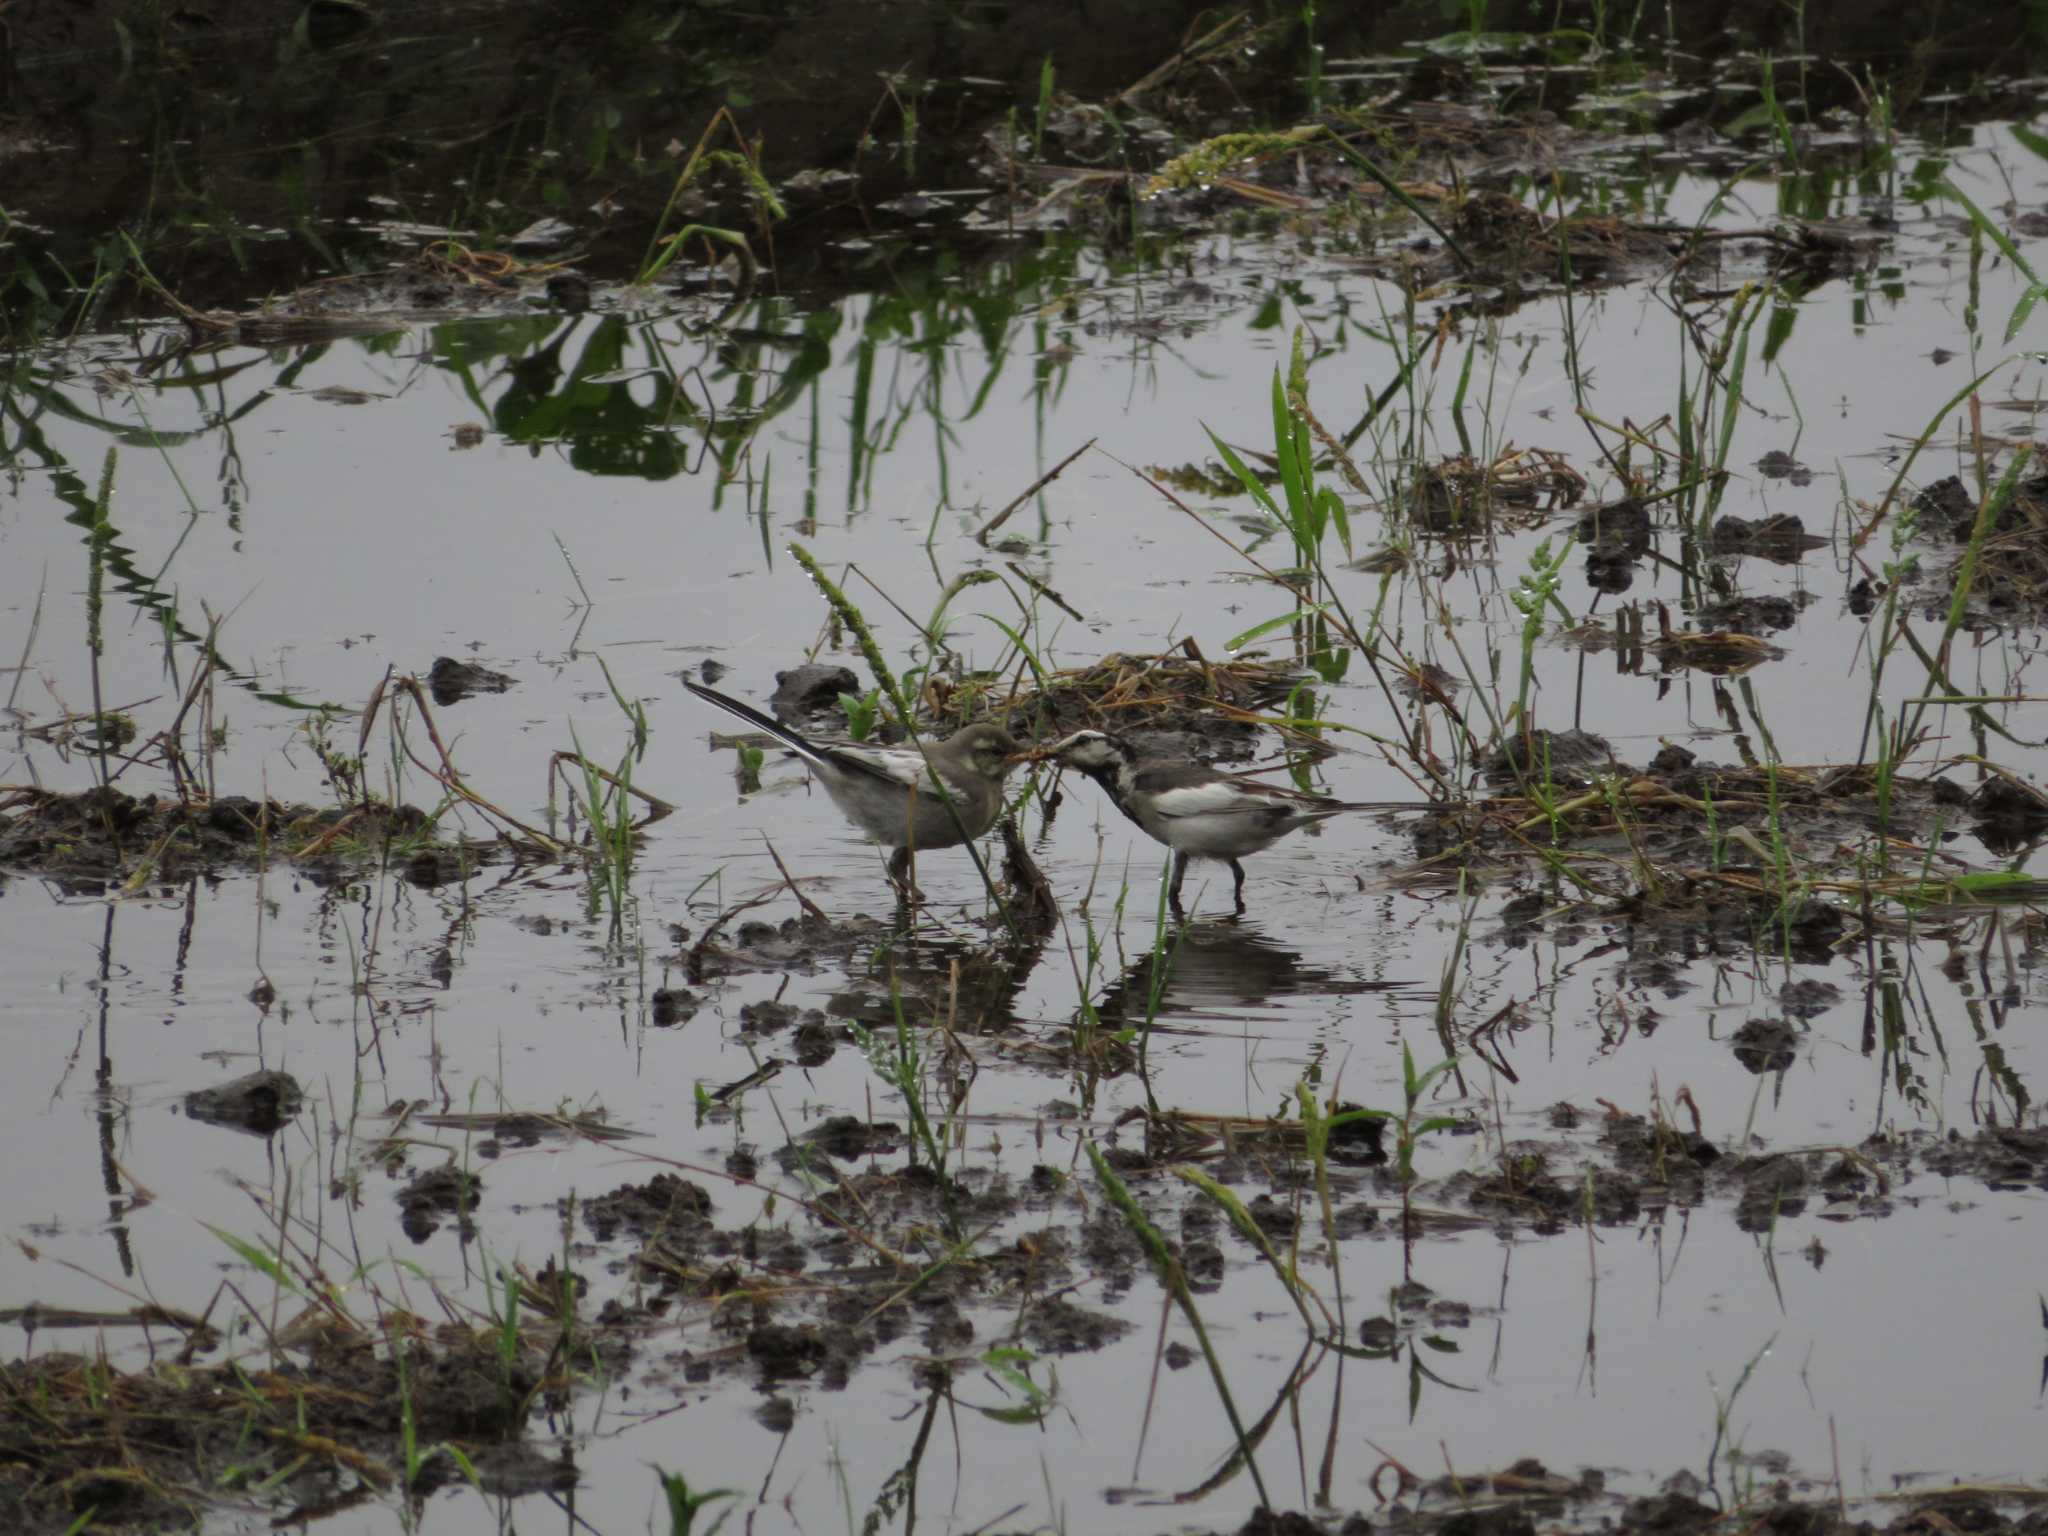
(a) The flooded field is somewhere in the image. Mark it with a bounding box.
[3,4,2047,1534]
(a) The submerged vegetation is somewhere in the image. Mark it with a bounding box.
[3,2,2048,1534]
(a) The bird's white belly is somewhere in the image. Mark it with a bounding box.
[1133,802,1291,858]
[817,769,981,849]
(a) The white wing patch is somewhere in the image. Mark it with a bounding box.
[824,745,949,795]
[1149,782,1292,820]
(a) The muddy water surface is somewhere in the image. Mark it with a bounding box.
[3,54,2047,1536]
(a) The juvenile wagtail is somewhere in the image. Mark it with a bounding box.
[1037,728,1432,915]
[684,679,1023,894]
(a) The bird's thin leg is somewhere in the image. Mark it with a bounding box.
[888,847,923,905]
[1168,852,1190,919]
[1229,859,1248,916]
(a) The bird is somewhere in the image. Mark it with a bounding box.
[1035,729,1432,916]
[683,678,1024,895]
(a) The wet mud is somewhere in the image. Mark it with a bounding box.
[0,785,486,886]
[0,1330,553,1536]
[1909,473,2048,624]
[182,1069,304,1137]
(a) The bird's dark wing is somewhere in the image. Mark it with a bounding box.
[1136,762,1341,818]
[680,681,946,794]
[1128,753,1442,822]
[683,679,826,765]
[1129,762,1233,796]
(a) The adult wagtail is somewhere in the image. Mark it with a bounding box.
[1037,729,1432,915]
[684,679,1024,893]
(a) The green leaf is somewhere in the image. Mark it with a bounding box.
[1325,1108,1391,1128]
[1760,301,1798,366]
[976,612,1052,687]
[1948,870,2043,894]
[1411,1055,1460,1099]
[1225,606,1326,652]
[1270,370,1310,534]
[1308,614,1349,683]
[438,1442,483,1490]
[1941,178,2041,285]
[1317,485,1353,559]
[1721,103,1776,135]
[1203,426,1283,521]
[981,1347,1047,1403]
[203,1225,306,1297]
[2004,283,2043,344]
[2009,122,2048,165]
[979,1404,1051,1425]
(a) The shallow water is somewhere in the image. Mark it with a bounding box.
[3,107,2047,1534]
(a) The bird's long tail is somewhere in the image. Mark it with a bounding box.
[1327,800,1454,815]
[682,679,824,766]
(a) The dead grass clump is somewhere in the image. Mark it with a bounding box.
[1913,471,2048,619]
[0,784,456,883]
[0,1325,540,1532]
[1407,446,1587,534]
[1134,1105,1386,1167]
[943,645,1308,744]
[1645,626,1782,676]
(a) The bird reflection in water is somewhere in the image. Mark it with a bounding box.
[1089,918,1411,1030]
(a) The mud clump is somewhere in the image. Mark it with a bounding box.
[1576,497,1652,590]
[1600,1110,1720,1203]
[1709,513,1827,561]
[1778,978,1842,1018]
[1755,449,1814,485]
[739,998,822,1036]
[396,1165,482,1242]
[1480,728,1612,786]
[744,1320,865,1383]
[403,846,478,887]
[183,1069,304,1136]
[1696,592,1812,634]
[689,911,888,978]
[1731,1018,1801,1074]
[0,785,482,883]
[1018,1296,1133,1355]
[580,1174,714,1243]
[1620,1491,1721,1536]
[649,987,702,1026]
[1911,471,2048,621]
[1461,1154,1641,1230]
[795,1115,902,1162]
[1924,1126,2048,1189]
[427,655,515,704]
[769,663,861,717]
[1733,1155,1810,1230]
[1192,1476,2048,1536]
[1951,774,2048,850]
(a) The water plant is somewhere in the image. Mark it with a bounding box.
[657,1467,736,1534]
[1087,1142,1269,1509]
